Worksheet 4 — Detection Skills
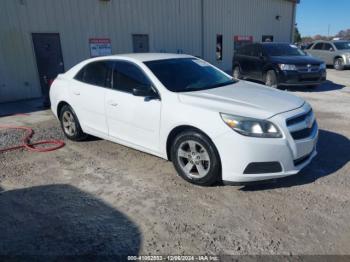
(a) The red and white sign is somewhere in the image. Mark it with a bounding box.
[234,35,254,51]
[234,35,254,42]
[89,38,112,57]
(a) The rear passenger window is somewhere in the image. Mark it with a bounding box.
[75,61,112,88]
[113,61,150,93]
[313,43,324,50]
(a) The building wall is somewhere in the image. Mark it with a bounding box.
[0,0,295,103]
[204,0,295,69]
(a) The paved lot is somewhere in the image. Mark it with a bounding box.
[0,69,349,257]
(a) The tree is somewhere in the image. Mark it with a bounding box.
[336,29,350,40]
[301,36,313,43]
[294,25,302,43]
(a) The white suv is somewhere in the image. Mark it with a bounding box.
[50,53,318,186]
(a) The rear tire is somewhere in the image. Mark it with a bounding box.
[170,131,221,186]
[59,105,88,141]
[265,70,278,88]
[334,58,345,71]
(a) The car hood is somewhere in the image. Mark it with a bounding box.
[335,50,350,55]
[178,81,305,119]
[269,55,323,65]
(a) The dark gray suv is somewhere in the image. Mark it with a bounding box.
[232,43,326,89]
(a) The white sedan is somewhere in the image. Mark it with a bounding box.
[50,53,318,186]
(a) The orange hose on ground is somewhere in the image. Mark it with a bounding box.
[0,126,65,153]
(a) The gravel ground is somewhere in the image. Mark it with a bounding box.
[0,69,349,258]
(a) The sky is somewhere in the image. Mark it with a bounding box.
[296,0,350,37]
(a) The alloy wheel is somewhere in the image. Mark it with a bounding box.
[334,58,343,70]
[62,111,76,136]
[266,72,277,88]
[177,140,211,179]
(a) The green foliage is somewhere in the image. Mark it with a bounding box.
[294,26,302,43]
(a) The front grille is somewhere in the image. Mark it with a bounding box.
[290,122,317,140]
[286,109,313,126]
[296,64,320,73]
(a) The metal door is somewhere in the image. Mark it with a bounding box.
[32,33,64,105]
[132,34,149,53]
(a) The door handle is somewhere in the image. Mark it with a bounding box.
[108,101,118,107]
[73,91,80,96]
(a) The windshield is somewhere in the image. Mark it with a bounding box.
[144,58,235,92]
[334,42,350,50]
[263,44,306,57]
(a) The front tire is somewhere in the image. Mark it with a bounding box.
[265,70,278,88]
[59,105,87,141]
[170,131,221,186]
[334,58,345,71]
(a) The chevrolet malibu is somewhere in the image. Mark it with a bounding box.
[50,54,318,186]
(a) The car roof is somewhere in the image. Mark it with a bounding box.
[311,40,350,44]
[260,42,290,45]
[90,53,194,62]
[260,42,294,46]
[64,53,196,78]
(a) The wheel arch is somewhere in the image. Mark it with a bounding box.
[57,101,70,118]
[334,55,343,62]
[166,125,221,165]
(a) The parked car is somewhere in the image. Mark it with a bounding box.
[50,54,318,186]
[305,40,350,70]
[232,43,326,88]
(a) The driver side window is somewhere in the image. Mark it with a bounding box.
[113,61,150,93]
[323,43,333,51]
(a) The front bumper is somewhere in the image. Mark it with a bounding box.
[277,69,326,86]
[214,103,318,183]
[342,55,350,66]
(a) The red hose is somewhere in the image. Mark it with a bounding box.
[0,126,65,153]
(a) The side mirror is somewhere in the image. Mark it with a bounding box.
[329,47,334,52]
[132,85,158,98]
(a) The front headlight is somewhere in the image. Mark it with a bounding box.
[278,64,297,71]
[320,63,326,70]
[220,113,282,138]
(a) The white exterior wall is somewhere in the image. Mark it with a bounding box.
[0,0,295,103]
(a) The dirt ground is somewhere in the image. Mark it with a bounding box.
[0,69,349,258]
